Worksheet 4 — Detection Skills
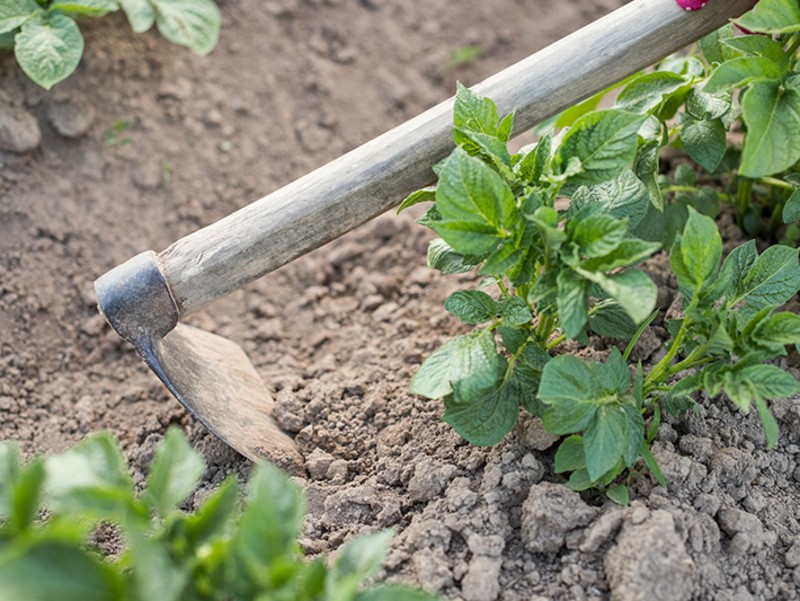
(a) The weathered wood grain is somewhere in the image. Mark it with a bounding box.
[160,0,756,318]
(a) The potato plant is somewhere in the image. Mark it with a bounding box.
[0,0,220,89]
[402,0,800,503]
[0,428,437,601]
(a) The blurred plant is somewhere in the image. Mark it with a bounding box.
[0,0,220,89]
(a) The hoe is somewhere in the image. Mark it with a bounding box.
[95,0,757,469]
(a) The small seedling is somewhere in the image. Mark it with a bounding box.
[0,428,439,601]
[445,45,487,71]
[104,117,133,147]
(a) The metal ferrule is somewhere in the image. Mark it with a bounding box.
[94,251,179,346]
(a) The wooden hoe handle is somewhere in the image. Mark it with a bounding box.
[158,0,756,318]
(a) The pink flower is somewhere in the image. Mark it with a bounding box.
[676,0,708,10]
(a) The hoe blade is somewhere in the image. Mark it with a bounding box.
[145,324,302,471]
[95,251,302,471]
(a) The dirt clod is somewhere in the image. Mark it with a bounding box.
[605,510,695,601]
[521,482,598,554]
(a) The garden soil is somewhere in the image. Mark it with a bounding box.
[1,0,800,599]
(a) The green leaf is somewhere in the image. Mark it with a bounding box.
[232,463,304,569]
[556,110,646,186]
[607,347,631,396]
[616,71,687,113]
[740,80,800,177]
[729,244,800,317]
[410,329,501,400]
[723,35,789,67]
[565,468,596,491]
[555,91,607,129]
[670,208,722,299]
[739,364,800,401]
[497,112,514,142]
[634,140,663,210]
[444,290,498,325]
[126,527,187,601]
[43,432,133,517]
[717,239,758,299]
[426,238,476,275]
[500,296,532,326]
[118,0,155,32]
[454,82,500,135]
[755,395,780,450]
[580,239,661,272]
[14,14,83,90]
[454,128,514,179]
[513,343,549,415]
[556,269,589,339]
[0,31,15,49]
[479,243,524,276]
[584,404,627,480]
[606,484,629,506]
[704,57,783,94]
[753,312,800,345]
[328,530,393,600]
[554,435,585,473]
[570,214,628,259]
[569,170,650,231]
[699,23,735,65]
[48,0,119,17]
[0,0,39,34]
[497,325,528,354]
[151,0,220,56]
[143,427,205,517]
[539,355,626,435]
[680,115,726,173]
[685,86,732,120]
[579,269,657,326]
[8,461,45,534]
[398,187,436,213]
[0,540,123,601]
[784,187,800,223]
[735,0,800,34]
[433,148,516,255]
[444,377,520,446]
[589,302,638,339]
[518,134,551,184]
[184,476,239,547]
[640,440,666,487]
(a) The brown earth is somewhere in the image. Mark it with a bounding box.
[1,1,800,600]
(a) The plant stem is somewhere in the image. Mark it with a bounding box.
[497,279,510,298]
[664,185,731,202]
[786,33,800,59]
[736,178,753,225]
[536,313,555,341]
[644,316,689,394]
[665,351,711,378]
[757,176,794,192]
[546,333,566,350]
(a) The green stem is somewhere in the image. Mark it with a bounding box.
[644,315,690,393]
[496,279,510,298]
[546,333,566,350]
[736,178,753,225]
[665,352,711,378]
[664,185,731,203]
[536,313,555,341]
[786,33,800,59]
[757,176,794,192]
